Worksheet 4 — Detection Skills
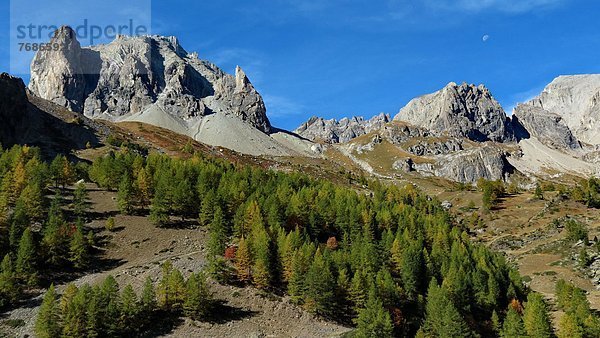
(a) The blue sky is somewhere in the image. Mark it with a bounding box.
[1,0,599,130]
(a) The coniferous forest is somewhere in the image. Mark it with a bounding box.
[0,144,598,337]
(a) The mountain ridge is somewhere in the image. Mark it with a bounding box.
[30,26,270,132]
[18,26,600,183]
[27,26,323,157]
[296,77,600,182]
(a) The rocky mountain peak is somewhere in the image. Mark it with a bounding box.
[29,25,86,112]
[53,25,78,45]
[394,81,513,142]
[29,26,271,133]
[235,66,251,92]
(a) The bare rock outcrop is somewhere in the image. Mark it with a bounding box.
[527,74,600,145]
[407,139,463,156]
[512,104,581,150]
[29,26,271,133]
[389,144,511,183]
[392,158,414,172]
[412,144,511,183]
[394,82,513,142]
[29,26,87,112]
[380,122,429,144]
[295,113,390,143]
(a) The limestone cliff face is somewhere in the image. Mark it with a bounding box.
[29,26,87,112]
[432,145,512,183]
[526,74,600,145]
[295,113,390,143]
[29,26,271,133]
[399,144,512,183]
[394,82,513,142]
[512,104,581,151]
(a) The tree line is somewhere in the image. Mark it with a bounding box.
[555,279,599,337]
[0,145,94,309]
[35,261,213,337]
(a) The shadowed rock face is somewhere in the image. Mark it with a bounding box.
[394,82,513,142]
[512,104,581,151]
[408,144,512,183]
[0,73,29,146]
[295,113,391,143]
[527,74,600,145]
[432,145,512,183]
[0,72,99,157]
[29,26,271,133]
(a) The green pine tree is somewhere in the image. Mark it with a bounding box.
[558,313,584,338]
[117,173,135,215]
[491,310,501,334]
[120,284,140,334]
[85,286,101,337]
[16,228,37,286]
[60,283,79,318]
[0,254,19,307]
[183,272,213,320]
[69,226,90,269]
[167,267,186,311]
[252,228,272,289]
[49,155,67,188]
[100,275,121,336]
[523,293,553,338]
[354,289,394,338]
[350,268,370,312]
[400,243,424,298]
[208,206,228,257]
[35,284,61,338]
[42,208,69,266]
[303,249,335,316]
[140,276,157,314]
[422,279,472,337]
[199,191,216,226]
[72,183,89,218]
[150,177,170,227]
[19,182,45,221]
[501,306,526,338]
[157,261,185,311]
[9,199,29,250]
[172,179,195,220]
[62,284,89,337]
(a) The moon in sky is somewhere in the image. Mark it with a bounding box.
[482,34,490,42]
